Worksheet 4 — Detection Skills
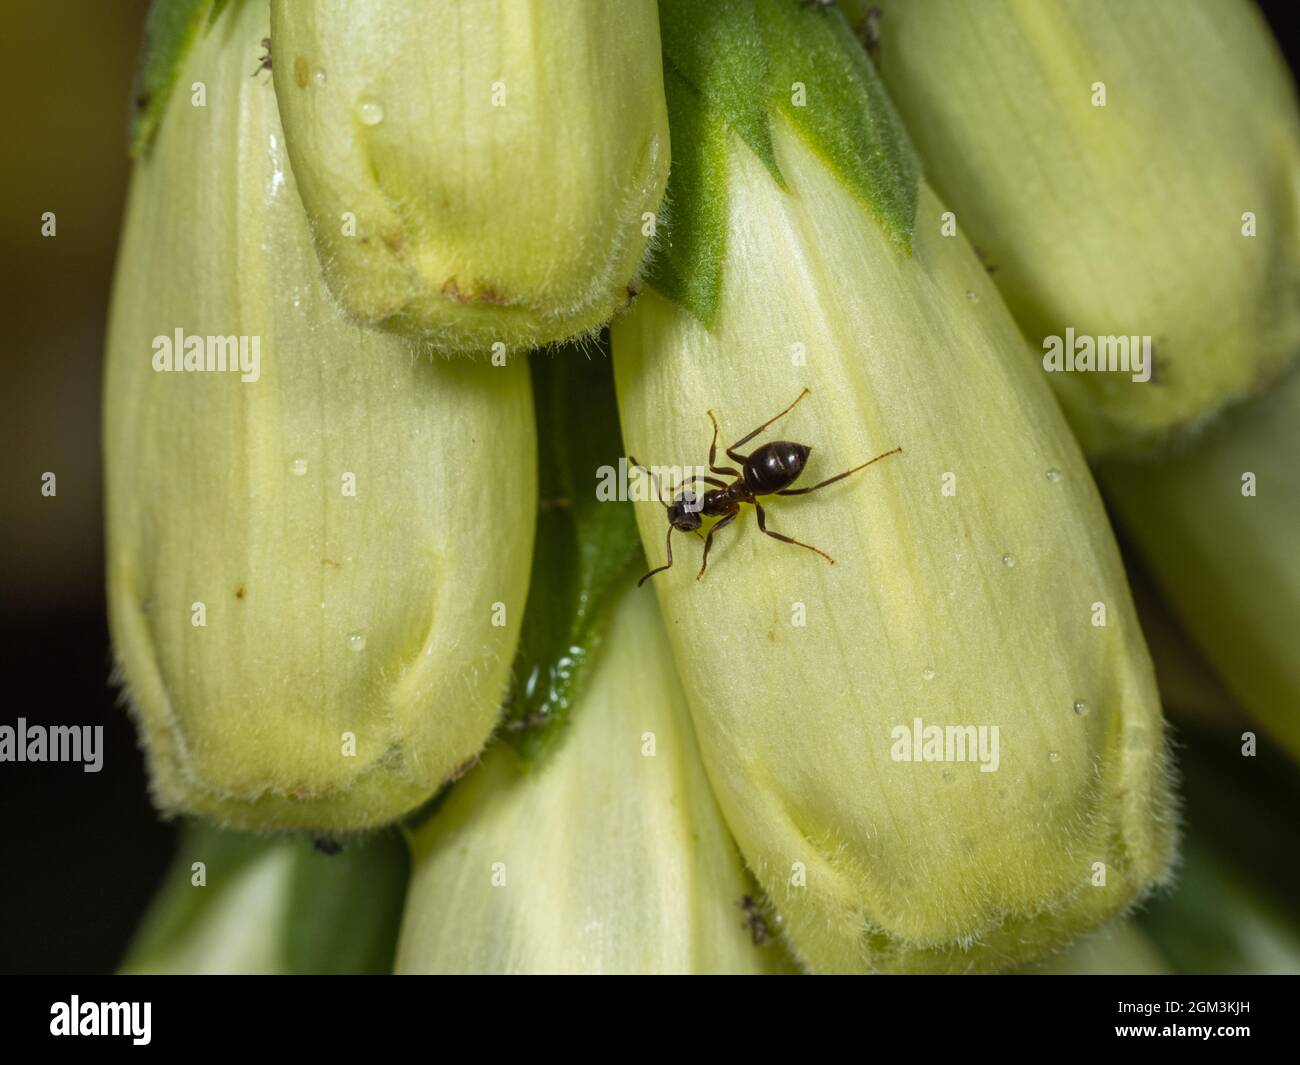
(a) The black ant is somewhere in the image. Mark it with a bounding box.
[312,836,342,855]
[629,388,901,585]
[739,895,772,946]
[858,7,883,57]
[252,37,272,77]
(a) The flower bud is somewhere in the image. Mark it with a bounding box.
[612,120,1175,973]
[1099,366,1300,761]
[869,0,1300,456]
[105,0,536,832]
[396,586,796,974]
[269,0,670,352]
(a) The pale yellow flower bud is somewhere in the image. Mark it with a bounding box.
[869,0,1300,456]
[612,121,1175,973]
[269,0,670,352]
[105,0,535,831]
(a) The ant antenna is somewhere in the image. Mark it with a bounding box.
[627,456,668,509]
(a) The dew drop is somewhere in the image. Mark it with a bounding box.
[290,456,308,476]
[1045,468,1062,482]
[356,98,384,126]
[965,290,979,303]
[312,67,327,86]
[1001,552,1015,568]
[1047,750,1060,762]
[1073,699,1088,716]
[922,667,936,681]
[347,631,366,652]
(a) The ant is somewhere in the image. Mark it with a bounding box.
[858,7,883,58]
[252,37,272,77]
[739,895,772,946]
[629,388,901,585]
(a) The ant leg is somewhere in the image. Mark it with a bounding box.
[777,446,902,496]
[697,510,738,581]
[638,525,675,587]
[706,411,740,477]
[725,388,811,463]
[754,501,834,565]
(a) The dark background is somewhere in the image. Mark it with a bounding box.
[1,1,1296,974]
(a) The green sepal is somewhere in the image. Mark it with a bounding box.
[502,342,641,764]
[128,0,222,158]
[651,0,919,321]
[658,0,783,186]
[755,0,917,251]
[281,831,409,975]
[644,66,731,325]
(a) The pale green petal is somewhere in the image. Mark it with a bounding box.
[120,823,409,975]
[1099,365,1300,760]
[121,847,295,975]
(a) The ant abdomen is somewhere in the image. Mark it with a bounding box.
[744,442,810,495]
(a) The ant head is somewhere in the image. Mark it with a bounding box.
[667,496,703,532]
